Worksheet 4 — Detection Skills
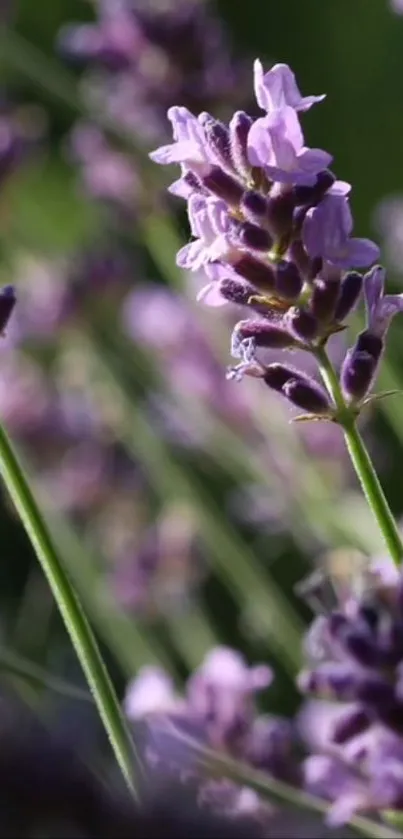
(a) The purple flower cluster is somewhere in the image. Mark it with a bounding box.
[60,0,246,139]
[59,0,247,211]
[125,646,299,821]
[151,60,403,419]
[299,557,403,824]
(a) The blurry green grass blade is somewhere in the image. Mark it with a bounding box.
[0,28,83,113]
[79,334,304,674]
[0,28,153,169]
[163,605,218,670]
[10,450,178,679]
[0,646,92,702]
[140,214,184,290]
[43,510,179,678]
[52,504,218,674]
[4,159,100,253]
[376,359,403,440]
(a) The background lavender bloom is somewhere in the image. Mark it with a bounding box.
[125,647,301,820]
[298,554,403,823]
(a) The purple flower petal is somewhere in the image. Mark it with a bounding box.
[364,265,385,322]
[253,59,326,113]
[150,107,211,172]
[345,238,380,269]
[298,147,333,175]
[248,108,330,186]
[196,282,228,306]
[302,194,377,268]
[176,240,206,271]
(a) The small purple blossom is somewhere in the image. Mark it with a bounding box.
[364,264,403,337]
[124,646,299,822]
[150,106,211,174]
[247,107,332,187]
[253,60,326,113]
[298,558,403,823]
[303,193,380,269]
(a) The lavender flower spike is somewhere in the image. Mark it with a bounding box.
[247,107,332,187]
[253,60,326,113]
[364,264,403,337]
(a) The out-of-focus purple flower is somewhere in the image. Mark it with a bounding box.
[111,503,204,616]
[124,667,181,719]
[69,123,139,210]
[253,60,326,113]
[390,0,403,14]
[298,557,403,823]
[186,646,272,750]
[125,646,299,822]
[303,193,380,269]
[363,264,403,337]
[247,107,332,187]
[0,104,45,185]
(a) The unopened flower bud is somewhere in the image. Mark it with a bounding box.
[229,111,253,177]
[0,285,16,333]
[266,189,296,239]
[233,255,275,291]
[285,306,319,343]
[218,277,256,306]
[340,330,383,403]
[310,277,340,322]
[334,271,363,322]
[203,166,244,205]
[241,190,268,224]
[274,260,303,300]
[236,221,272,252]
[331,707,371,744]
[284,379,331,414]
[201,116,235,175]
[293,170,335,207]
[235,319,296,349]
[264,363,331,415]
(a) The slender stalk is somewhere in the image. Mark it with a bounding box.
[316,345,403,567]
[0,422,140,795]
[0,647,92,702]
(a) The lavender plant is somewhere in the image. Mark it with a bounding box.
[150,58,403,569]
[148,57,403,830]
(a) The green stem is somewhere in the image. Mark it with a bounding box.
[0,422,140,795]
[316,346,403,567]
